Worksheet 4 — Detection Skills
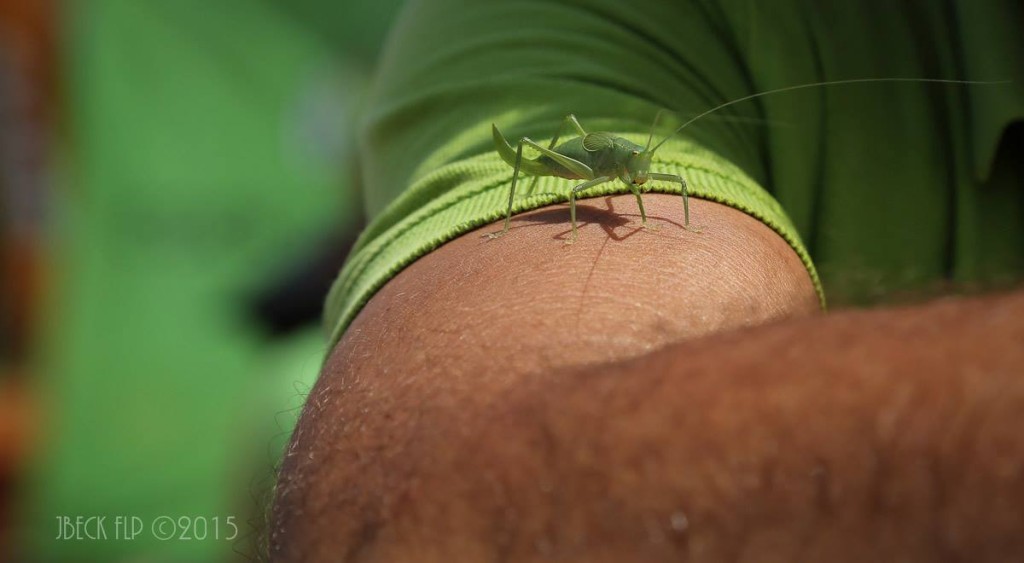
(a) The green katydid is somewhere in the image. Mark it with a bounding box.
[486,78,1007,243]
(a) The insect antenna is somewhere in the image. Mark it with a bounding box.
[644,109,665,151]
[649,77,1010,154]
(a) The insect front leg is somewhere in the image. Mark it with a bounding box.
[629,184,657,230]
[649,172,702,232]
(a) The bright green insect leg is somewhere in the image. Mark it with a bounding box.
[649,172,702,232]
[526,114,588,195]
[486,137,595,239]
[630,184,657,230]
[567,176,612,244]
[521,138,594,179]
[485,141,526,239]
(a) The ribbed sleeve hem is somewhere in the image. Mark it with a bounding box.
[324,135,825,348]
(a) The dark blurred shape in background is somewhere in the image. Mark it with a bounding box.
[1,0,55,557]
[0,0,404,560]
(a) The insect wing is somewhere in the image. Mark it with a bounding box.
[582,132,615,152]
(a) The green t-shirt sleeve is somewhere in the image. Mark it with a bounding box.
[325,0,826,344]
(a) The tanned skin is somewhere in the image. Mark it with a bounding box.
[270,195,1024,562]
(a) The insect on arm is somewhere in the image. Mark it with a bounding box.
[484,77,1007,244]
[487,112,678,244]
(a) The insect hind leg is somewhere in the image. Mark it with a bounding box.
[484,135,596,240]
[483,140,527,239]
[526,114,588,195]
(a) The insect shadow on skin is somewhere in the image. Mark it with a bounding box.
[488,110,696,246]
[484,77,1009,245]
[497,196,691,243]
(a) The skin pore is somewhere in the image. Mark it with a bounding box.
[270,195,1024,562]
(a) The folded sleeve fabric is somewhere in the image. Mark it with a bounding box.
[325,0,1024,346]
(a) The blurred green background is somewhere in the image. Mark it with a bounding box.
[1,0,405,560]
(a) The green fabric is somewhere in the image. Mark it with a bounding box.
[326,0,1023,343]
[326,135,822,346]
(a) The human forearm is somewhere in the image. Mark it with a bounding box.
[273,265,1024,561]
[271,194,821,559]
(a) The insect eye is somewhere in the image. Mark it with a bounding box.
[631,150,639,156]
